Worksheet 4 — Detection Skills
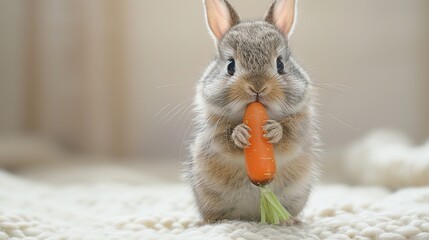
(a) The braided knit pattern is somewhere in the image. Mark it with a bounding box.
[0,170,428,240]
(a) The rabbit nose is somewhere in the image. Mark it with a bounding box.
[249,86,258,94]
[248,85,268,95]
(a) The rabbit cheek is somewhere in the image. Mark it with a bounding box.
[283,82,306,108]
[262,76,282,95]
[229,78,256,103]
[256,78,284,105]
[204,84,230,109]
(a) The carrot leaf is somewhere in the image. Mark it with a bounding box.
[259,185,291,224]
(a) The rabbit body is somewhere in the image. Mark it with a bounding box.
[187,0,319,223]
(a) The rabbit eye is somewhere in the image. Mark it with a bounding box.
[277,57,285,74]
[227,59,235,76]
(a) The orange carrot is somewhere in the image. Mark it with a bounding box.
[243,102,290,224]
[243,101,276,186]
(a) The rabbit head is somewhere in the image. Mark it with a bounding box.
[197,0,311,123]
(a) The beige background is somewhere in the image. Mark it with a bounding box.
[0,0,428,160]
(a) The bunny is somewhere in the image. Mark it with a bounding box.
[187,0,320,224]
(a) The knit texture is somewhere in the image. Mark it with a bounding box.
[1,171,429,240]
[1,130,429,240]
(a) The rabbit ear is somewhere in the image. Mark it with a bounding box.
[264,0,297,37]
[203,0,240,41]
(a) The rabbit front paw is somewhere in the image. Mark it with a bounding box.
[231,123,251,149]
[263,120,283,144]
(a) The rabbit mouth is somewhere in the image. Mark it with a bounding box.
[256,97,292,120]
[252,97,270,111]
[255,97,264,105]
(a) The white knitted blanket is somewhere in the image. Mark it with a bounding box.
[1,130,429,240]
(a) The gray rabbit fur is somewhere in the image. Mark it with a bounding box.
[186,0,320,224]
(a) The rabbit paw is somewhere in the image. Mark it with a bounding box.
[231,123,251,148]
[263,120,283,144]
[282,217,302,226]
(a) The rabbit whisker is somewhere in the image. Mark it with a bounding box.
[328,114,360,131]
[159,97,193,122]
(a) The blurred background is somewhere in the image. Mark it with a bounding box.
[0,0,428,175]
